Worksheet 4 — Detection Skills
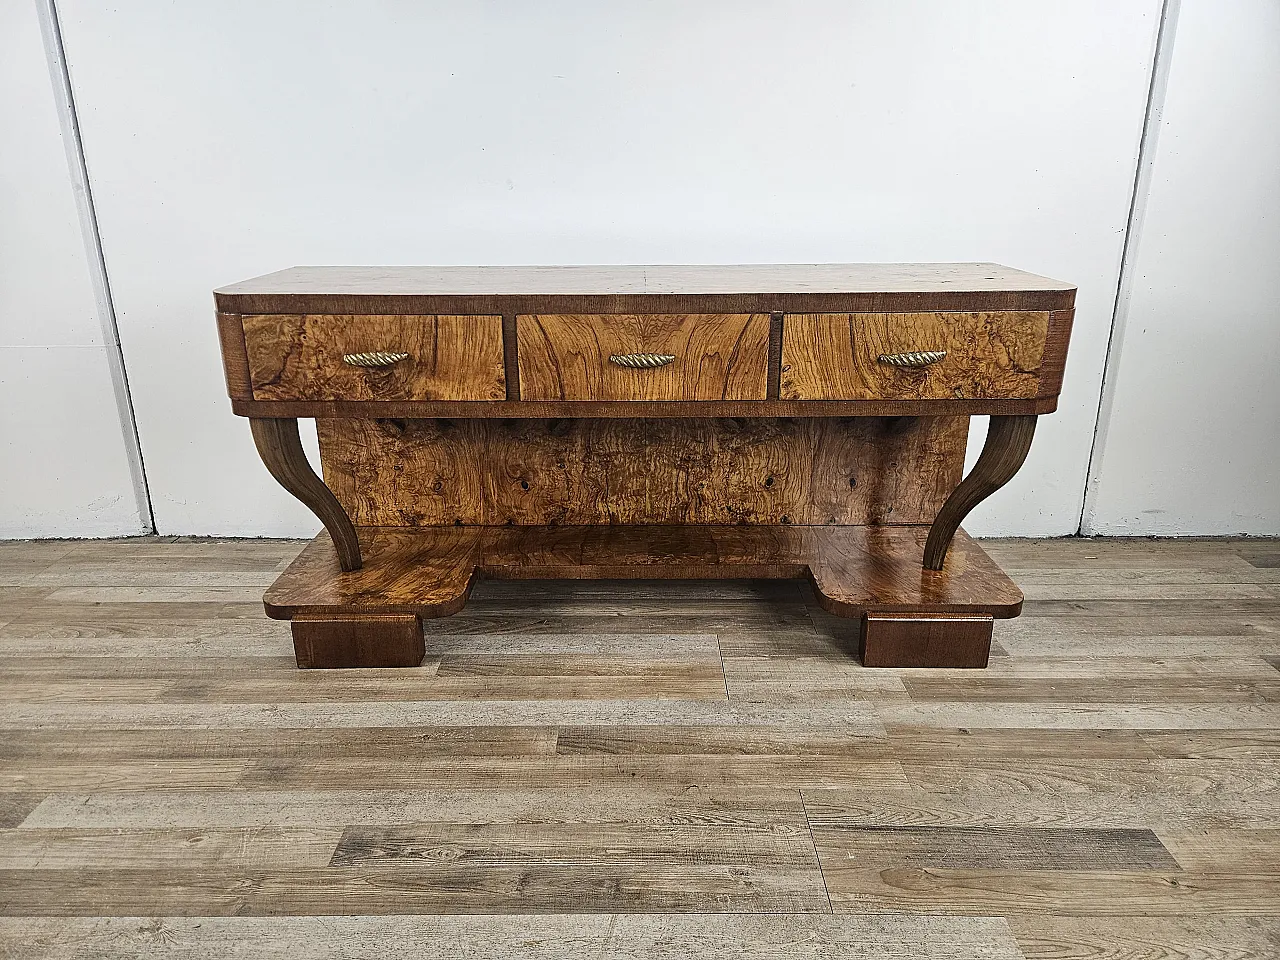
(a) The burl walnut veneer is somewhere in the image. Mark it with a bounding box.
[215,264,1075,669]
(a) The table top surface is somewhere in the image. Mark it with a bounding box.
[216,263,1075,298]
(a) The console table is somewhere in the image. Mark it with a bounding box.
[215,264,1074,669]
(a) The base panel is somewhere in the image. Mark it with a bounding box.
[291,613,425,669]
[860,613,994,668]
[265,525,1020,668]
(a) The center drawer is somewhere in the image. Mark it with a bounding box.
[516,314,770,401]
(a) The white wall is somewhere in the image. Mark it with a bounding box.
[50,0,1162,538]
[1084,0,1280,535]
[0,0,147,538]
[10,1,1274,540]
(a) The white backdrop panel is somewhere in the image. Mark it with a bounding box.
[0,0,145,538]
[57,0,1161,536]
[1085,0,1280,535]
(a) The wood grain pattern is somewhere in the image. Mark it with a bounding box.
[214,313,252,401]
[781,312,1049,401]
[291,613,425,669]
[0,727,557,761]
[248,417,362,572]
[0,916,1031,959]
[767,312,785,399]
[810,825,1180,871]
[1158,828,1280,870]
[517,314,769,401]
[316,417,968,527]
[330,822,820,867]
[213,263,1077,318]
[0,536,1277,947]
[818,867,1280,916]
[1009,916,1280,960]
[243,314,505,401]
[861,615,994,668]
[0,827,343,870]
[23,786,813,829]
[1038,308,1075,399]
[261,525,1023,624]
[0,795,41,830]
[237,756,906,792]
[232,395,1065,419]
[500,314,520,400]
[0,658,727,706]
[0,866,833,915]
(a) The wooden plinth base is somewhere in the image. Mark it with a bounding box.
[291,613,425,669]
[265,525,1019,669]
[860,614,994,668]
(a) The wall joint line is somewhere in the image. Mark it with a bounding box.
[35,0,156,534]
[1079,0,1181,536]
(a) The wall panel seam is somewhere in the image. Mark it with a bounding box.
[35,0,155,533]
[1079,0,1181,535]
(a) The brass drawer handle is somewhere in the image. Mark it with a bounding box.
[343,351,410,368]
[877,350,947,368]
[609,353,676,368]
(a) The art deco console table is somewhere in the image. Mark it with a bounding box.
[215,264,1074,669]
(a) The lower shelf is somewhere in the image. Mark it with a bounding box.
[266,525,1019,669]
[265,524,1021,619]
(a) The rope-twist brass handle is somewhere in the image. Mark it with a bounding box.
[342,351,410,368]
[877,350,947,368]
[609,353,676,368]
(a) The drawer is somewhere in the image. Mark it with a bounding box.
[780,311,1049,401]
[516,314,770,401]
[242,314,506,401]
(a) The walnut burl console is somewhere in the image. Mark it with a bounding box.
[215,264,1075,669]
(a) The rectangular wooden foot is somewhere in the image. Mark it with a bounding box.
[860,613,993,668]
[291,613,425,669]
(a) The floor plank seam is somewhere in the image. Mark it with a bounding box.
[715,636,731,703]
[799,790,835,915]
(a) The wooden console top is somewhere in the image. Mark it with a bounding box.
[217,262,1074,302]
[217,263,1075,419]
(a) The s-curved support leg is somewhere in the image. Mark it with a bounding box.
[923,415,1037,571]
[249,417,362,571]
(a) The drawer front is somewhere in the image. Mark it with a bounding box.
[516,314,770,401]
[243,314,506,401]
[781,311,1049,401]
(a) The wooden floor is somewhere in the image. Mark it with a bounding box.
[1,536,1279,958]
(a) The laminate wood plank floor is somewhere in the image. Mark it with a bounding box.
[0,536,1278,958]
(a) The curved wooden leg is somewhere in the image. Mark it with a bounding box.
[249,417,362,571]
[923,415,1037,571]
